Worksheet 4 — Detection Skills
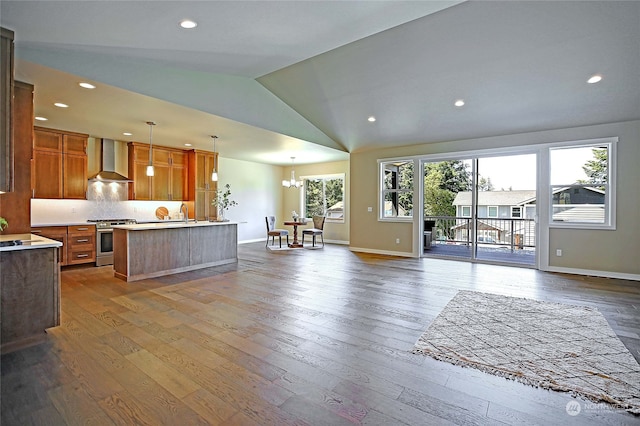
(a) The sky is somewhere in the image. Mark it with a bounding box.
[471,148,597,191]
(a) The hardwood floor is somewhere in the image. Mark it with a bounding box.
[2,243,639,425]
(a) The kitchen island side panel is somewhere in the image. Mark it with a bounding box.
[113,228,128,277]
[1,247,60,353]
[190,223,237,265]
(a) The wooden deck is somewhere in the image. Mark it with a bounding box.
[1,242,638,425]
[425,243,537,266]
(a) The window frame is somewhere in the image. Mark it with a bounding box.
[301,173,346,223]
[487,205,498,218]
[461,205,471,218]
[379,159,414,221]
[548,139,616,230]
[511,206,522,218]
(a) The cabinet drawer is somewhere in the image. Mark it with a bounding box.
[31,226,67,238]
[67,249,95,264]
[68,225,94,234]
[68,234,94,247]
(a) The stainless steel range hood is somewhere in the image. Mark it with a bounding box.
[88,139,132,182]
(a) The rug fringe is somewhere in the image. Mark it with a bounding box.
[411,347,639,415]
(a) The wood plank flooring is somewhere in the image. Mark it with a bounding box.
[2,243,639,425]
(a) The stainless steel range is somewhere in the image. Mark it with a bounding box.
[88,219,137,266]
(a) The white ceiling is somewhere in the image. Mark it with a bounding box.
[2,1,639,165]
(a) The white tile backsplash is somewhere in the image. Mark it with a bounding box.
[31,198,185,225]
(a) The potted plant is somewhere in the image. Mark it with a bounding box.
[0,217,7,232]
[211,184,238,221]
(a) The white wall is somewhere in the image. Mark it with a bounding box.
[217,157,283,243]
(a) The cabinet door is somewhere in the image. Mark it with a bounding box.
[63,134,86,155]
[31,226,67,265]
[63,153,87,199]
[171,162,186,201]
[33,128,62,152]
[152,163,171,200]
[130,161,151,200]
[195,152,208,190]
[32,149,62,198]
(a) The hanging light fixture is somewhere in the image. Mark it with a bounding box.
[211,135,218,182]
[282,156,303,188]
[145,121,156,176]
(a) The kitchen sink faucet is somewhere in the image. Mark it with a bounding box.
[180,203,188,223]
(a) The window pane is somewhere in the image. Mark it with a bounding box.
[304,175,345,221]
[488,206,498,217]
[325,178,344,220]
[551,185,606,223]
[550,145,608,185]
[305,178,324,217]
[383,161,413,190]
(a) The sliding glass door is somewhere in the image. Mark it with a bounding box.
[422,153,537,267]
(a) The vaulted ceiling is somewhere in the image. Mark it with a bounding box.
[2,1,639,165]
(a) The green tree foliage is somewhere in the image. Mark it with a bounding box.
[305,177,344,217]
[580,148,608,186]
[478,176,494,191]
[423,161,471,217]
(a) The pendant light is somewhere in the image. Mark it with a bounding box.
[146,121,156,176]
[211,135,218,182]
[282,156,303,188]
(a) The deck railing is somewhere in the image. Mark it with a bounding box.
[424,216,536,251]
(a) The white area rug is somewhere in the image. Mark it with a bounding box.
[412,291,640,414]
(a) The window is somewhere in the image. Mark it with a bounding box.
[549,140,615,229]
[380,160,413,219]
[487,206,498,218]
[511,206,522,218]
[303,174,345,222]
[461,206,471,217]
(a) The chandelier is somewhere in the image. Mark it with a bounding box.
[282,157,303,188]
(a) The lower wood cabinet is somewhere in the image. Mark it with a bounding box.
[31,225,95,266]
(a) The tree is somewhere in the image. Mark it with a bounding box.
[580,148,608,185]
[478,176,494,191]
[423,161,471,216]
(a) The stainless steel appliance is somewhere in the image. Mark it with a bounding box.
[88,219,136,266]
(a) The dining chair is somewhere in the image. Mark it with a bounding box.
[265,216,289,248]
[302,215,325,247]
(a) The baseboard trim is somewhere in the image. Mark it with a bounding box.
[544,265,640,282]
[349,246,414,258]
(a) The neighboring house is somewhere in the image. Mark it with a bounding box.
[327,201,344,220]
[449,188,605,246]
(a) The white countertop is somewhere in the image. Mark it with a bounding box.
[112,220,237,231]
[0,233,63,252]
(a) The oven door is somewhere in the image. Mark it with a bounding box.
[96,228,114,266]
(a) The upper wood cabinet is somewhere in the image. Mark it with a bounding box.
[128,142,187,201]
[187,150,218,221]
[32,127,87,199]
[1,27,14,193]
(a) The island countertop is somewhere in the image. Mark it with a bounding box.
[0,233,63,252]
[112,220,237,231]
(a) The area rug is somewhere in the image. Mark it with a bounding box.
[412,291,640,414]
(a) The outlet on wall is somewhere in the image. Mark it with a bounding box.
[395,238,400,244]
[367,207,373,212]
[556,249,563,256]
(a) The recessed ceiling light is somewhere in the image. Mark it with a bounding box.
[79,82,96,89]
[35,116,48,121]
[587,74,602,84]
[179,19,197,29]
[368,116,376,122]
[54,102,68,108]
[123,132,133,136]
[454,99,465,107]
[184,143,192,147]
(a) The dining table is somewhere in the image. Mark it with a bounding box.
[283,221,307,248]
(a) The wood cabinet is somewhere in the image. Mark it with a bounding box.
[1,27,14,193]
[31,224,95,266]
[67,225,96,265]
[128,142,187,201]
[187,150,218,221]
[30,226,67,265]
[32,127,88,199]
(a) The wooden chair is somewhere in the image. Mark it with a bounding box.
[302,216,325,247]
[265,216,289,248]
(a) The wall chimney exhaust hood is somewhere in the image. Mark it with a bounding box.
[88,139,132,182]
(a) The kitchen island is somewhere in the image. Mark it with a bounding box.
[0,233,62,353]
[112,221,237,282]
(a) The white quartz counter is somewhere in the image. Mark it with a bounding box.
[0,233,63,252]
[112,220,236,231]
